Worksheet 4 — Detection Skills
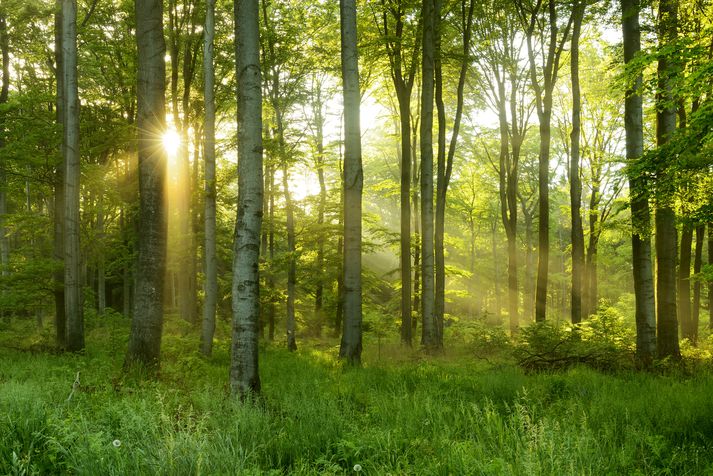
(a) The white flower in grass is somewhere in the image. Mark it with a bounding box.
[112,439,121,448]
[353,464,362,473]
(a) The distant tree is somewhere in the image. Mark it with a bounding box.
[200,0,217,357]
[126,0,168,368]
[419,0,437,348]
[230,0,263,397]
[516,0,573,322]
[568,0,585,325]
[0,10,9,305]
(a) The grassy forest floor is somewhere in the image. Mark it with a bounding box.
[2,313,713,475]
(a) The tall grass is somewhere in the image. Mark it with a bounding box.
[2,315,713,474]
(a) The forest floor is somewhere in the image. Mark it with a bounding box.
[2,312,713,475]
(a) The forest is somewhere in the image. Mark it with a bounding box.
[1,0,712,473]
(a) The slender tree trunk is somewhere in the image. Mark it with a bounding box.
[200,0,217,356]
[398,98,412,346]
[621,0,656,364]
[419,0,437,349]
[491,219,501,322]
[230,0,262,398]
[283,164,297,352]
[339,0,363,365]
[97,192,105,314]
[691,225,703,344]
[709,223,713,330]
[678,226,693,340]
[412,127,420,333]
[126,0,167,368]
[655,0,680,359]
[521,0,572,323]
[569,0,585,325]
[0,11,10,313]
[314,83,327,337]
[62,0,83,352]
[433,0,446,348]
[268,167,276,340]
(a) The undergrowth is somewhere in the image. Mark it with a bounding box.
[1,314,713,475]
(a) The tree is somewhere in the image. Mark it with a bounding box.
[62,0,83,351]
[474,0,533,333]
[374,0,420,346]
[419,0,437,348]
[569,0,585,325]
[53,0,66,347]
[516,0,573,322]
[125,0,168,368]
[200,0,217,357]
[0,10,9,308]
[339,0,363,365]
[621,0,656,365]
[230,0,263,397]
[654,0,680,360]
[435,0,475,343]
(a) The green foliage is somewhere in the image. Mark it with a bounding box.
[515,307,635,372]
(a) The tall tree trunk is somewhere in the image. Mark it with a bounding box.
[434,0,474,343]
[621,0,656,364]
[200,0,217,356]
[126,0,167,368]
[268,167,276,340]
[412,124,420,333]
[62,0,83,352]
[691,225,703,344]
[97,192,105,314]
[377,0,417,347]
[678,226,693,340]
[655,0,680,359]
[54,0,67,348]
[520,0,573,322]
[419,0,436,349]
[230,0,263,398]
[313,81,327,337]
[433,0,446,348]
[0,11,10,314]
[283,164,297,352]
[339,0,363,365]
[569,0,585,325]
[709,223,713,330]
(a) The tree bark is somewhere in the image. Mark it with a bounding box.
[419,0,437,349]
[230,0,263,398]
[709,223,713,330]
[691,225,703,344]
[678,225,693,340]
[0,11,10,314]
[621,0,656,365]
[126,0,167,368]
[654,0,680,360]
[200,0,217,357]
[520,0,573,322]
[62,0,83,352]
[338,0,363,365]
[377,0,418,347]
[283,164,297,352]
[53,0,67,349]
[569,0,585,325]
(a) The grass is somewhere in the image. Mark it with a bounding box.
[2,313,713,475]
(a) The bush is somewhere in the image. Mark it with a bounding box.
[514,306,634,372]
